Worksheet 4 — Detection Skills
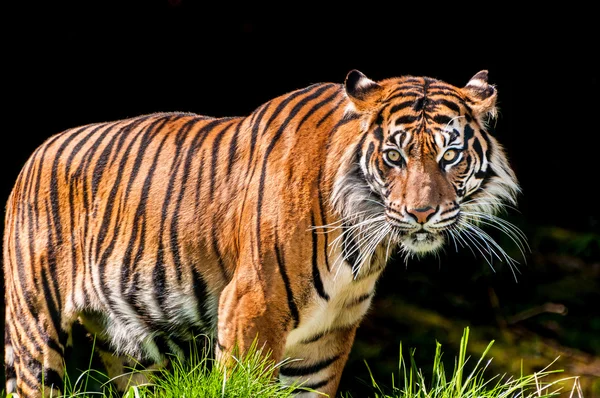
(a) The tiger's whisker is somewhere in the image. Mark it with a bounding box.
[462,211,530,253]
[462,212,529,263]
[461,230,496,271]
[352,223,390,277]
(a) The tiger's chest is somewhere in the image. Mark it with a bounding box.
[284,264,380,350]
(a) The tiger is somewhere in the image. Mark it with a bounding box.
[3,69,520,397]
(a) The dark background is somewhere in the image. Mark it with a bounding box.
[3,1,599,397]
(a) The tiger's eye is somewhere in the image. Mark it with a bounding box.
[386,149,401,163]
[443,149,457,162]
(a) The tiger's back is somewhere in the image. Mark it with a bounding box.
[4,83,356,395]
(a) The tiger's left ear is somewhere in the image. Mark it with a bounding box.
[461,70,498,120]
[345,70,384,112]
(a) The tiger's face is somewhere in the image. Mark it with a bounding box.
[338,70,520,261]
[379,114,484,254]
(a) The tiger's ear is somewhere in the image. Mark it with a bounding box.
[344,70,384,112]
[461,70,498,119]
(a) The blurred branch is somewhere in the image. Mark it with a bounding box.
[507,302,568,324]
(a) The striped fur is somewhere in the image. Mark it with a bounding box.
[3,70,520,397]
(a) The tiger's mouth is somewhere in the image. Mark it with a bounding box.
[396,229,445,254]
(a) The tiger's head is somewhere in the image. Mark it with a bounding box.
[332,70,522,266]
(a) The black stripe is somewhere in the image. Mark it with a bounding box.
[428,89,465,102]
[316,96,344,127]
[194,153,205,206]
[310,212,329,301]
[463,124,475,143]
[386,91,420,102]
[153,242,169,325]
[394,115,419,125]
[373,125,384,143]
[246,103,270,173]
[435,98,461,114]
[5,365,16,381]
[346,292,372,308]
[126,272,152,323]
[279,354,340,377]
[389,100,414,114]
[226,121,242,176]
[300,330,327,344]
[475,166,498,195]
[300,325,356,344]
[274,231,299,329]
[341,223,359,272]
[413,95,429,112]
[40,257,64,347]
[364,141,376,184]
[210,120,236,200]
[316,167,330,272]
[211,225,230,282]
[375,157,386,182]
[432,114,453,125]
[472,138,485,164]
[40,368,63,389]
[300,375,333,391]
[191,268,212,328]
[352,264,385,282]
[440,203,460,216]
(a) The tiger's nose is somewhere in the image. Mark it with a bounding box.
[406,206,437,224]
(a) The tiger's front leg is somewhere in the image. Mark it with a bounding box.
[216,263,292,374]
[279,326,358,397]
[217,266,358,397]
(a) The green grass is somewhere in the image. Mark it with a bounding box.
[343,327,583,398]
[4,337,312,398]
[3,328,583,398]
[121,339,309,398]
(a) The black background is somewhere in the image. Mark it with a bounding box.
[3,1,599,396]
[4,2,598,233]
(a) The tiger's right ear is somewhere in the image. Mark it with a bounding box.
[344,70,384,112]
[461,70,498,120]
